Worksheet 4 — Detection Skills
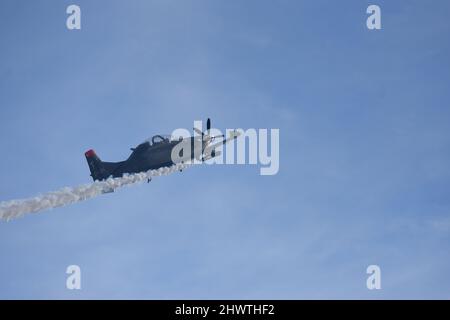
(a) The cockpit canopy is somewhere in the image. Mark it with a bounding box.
[142,134,175,146]
[130,134,182,153]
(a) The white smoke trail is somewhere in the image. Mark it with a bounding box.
[0,163,191,222]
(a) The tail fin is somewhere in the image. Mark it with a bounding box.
[85,149,109,181]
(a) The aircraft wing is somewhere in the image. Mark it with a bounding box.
[203,130,241,158]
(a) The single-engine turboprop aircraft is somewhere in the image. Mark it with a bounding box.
[85,118,239,186]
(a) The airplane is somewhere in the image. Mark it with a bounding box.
[84,118,240,185]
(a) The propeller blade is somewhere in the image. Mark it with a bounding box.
[193,127,203,136]
[207,118,211,132]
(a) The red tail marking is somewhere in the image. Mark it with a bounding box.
[85,149,96,158]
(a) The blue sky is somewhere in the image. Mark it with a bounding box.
[1,0,450,299]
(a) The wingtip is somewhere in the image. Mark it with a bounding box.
[231,130,241,138]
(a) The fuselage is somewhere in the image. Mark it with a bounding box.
[106,136,203,178]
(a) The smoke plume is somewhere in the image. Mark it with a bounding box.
[0,163,189,221]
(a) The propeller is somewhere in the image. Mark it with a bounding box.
[193,118,224,141]
[192,118,225,161]
[205,118,224,141]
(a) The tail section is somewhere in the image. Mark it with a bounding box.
[85,149,110,181]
